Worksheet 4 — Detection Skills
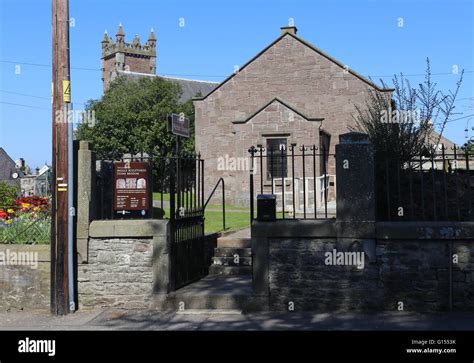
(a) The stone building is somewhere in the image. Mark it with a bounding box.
[0,147,21,188]
[20,164,51,197]
[193,26,393,206]
[101,24,218,100]
[100,25,458,208]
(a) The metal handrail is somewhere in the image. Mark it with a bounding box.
[204,177,225,231]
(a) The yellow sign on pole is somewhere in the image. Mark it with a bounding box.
[62,80,71,103]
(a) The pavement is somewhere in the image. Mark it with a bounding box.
[1,309,474,331]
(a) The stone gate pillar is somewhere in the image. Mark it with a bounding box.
[336,132,375,221]
[335,132,376,260]
[76,140,95,263]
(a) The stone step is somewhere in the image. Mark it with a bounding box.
[152,276,267,312]
[209,265,252,276]
[214,247,252,258]
[217,237,251,248]
[157,295,268,311]
[212,256,252,266]
[176,309,243,315]
[163,294,252,310]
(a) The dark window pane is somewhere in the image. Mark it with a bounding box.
[266,138,287,179]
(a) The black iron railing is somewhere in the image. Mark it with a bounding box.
[249,144,335,220]
[204,177,225,231]
[379,145,473,221]
[94,151,205,221]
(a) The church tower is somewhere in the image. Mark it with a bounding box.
[101,24,157,92]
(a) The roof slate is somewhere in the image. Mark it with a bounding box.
[115,70,218,102]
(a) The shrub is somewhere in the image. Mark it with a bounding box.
[0,181,18,209]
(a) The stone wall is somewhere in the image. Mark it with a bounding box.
[78,237,155,309]
[0,244,50,311]
[75,141,219,311]
[77,219,169,309]
[253,221,474,312]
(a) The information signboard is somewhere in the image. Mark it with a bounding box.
[113,161,152,218]
[168,113,190,138]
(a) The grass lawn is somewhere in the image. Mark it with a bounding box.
[153,192,171,202]
[204,210,249,234]
[153,192,248,211]
[154,203,249,234]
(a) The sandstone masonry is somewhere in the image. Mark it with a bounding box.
[77,219,170,309]
[266,236,474,312]
[194,27,392,206]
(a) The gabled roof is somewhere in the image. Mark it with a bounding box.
[427,130,457,148]
[194,31,393,102]
[232,97,324,124]
[0,148,21,181]
[0,147,16,166]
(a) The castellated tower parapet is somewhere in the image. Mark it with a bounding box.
[101,23,157,92]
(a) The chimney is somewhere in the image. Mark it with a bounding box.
[36,167,40,175]
[20,158,25,168]
[281,26,298,35]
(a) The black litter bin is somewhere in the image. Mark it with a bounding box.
[257,194,276,221]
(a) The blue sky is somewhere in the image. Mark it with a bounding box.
[0,0,473,168]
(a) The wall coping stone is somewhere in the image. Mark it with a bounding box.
[252,220,336,238]
[376,221,474,240]
[89,219,168,238]
[252,220,474,240]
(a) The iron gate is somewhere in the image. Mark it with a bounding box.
[168,156,206,290]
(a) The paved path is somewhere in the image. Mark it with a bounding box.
[221,227,250,238]
[1,309,473,331]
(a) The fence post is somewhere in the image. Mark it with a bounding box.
[76,140,94,263]
[249,146,256,223]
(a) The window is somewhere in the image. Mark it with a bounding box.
[266,138,287,179]
[319,131,331,175]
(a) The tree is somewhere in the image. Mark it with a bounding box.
[351,58,464,166]
[352,59,465,220]
[462,139,474,155]
[76,76,195,159]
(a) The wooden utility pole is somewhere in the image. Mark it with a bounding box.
[51,0,71,315]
